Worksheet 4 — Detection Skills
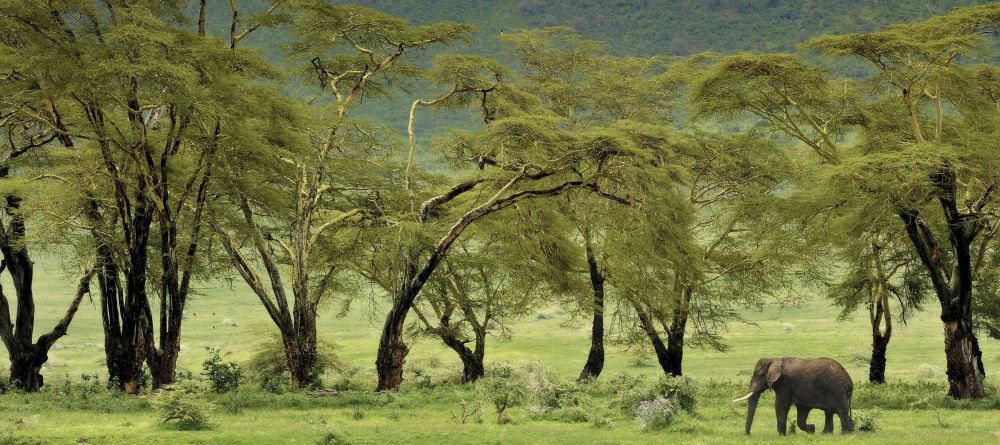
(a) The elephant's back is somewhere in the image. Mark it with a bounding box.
[813,357,853,392]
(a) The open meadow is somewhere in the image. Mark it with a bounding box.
[0,264,998,444]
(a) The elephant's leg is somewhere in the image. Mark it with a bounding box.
[838,408,854,433]
[795,405,815,434]
[775,395,792,436]
[823,410,834,434]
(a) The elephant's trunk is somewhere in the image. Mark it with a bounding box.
[745,392,761,435]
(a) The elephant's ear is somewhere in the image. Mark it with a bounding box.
[766,359,782,387]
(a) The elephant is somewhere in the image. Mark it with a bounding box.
[734,357,854,436]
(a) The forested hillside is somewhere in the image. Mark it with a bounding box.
[343,0,988,55]
[215,0,994,137]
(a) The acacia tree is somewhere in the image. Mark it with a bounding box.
[409,228,543,383]
[829,230,926,383]
[494,28,697,381]
[619,130,810,377]
[693,3,1000,398]
[368,37,685,389]
[804,4,1000,399]
[0,0,288,391]
[212,1,473,389]
[0,101,97,390]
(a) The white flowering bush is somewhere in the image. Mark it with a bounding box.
[634,395,681,431]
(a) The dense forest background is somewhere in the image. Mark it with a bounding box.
[199,0,996,141]
[345,0,989,55]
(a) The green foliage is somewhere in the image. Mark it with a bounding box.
[633,395,682,431]
[202,348,242,394]
[152,386,214,430]
[615,375,698,415]
[244,335,344,389]
[476,364,527,424]
[524,362,605,425]
[854,408,884,432]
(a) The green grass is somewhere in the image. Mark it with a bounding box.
[1,262,999,444]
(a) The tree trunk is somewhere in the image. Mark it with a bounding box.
[284,313,319,388]
[375,304,409,391]
[665,312,687,377]
[899,169,986,399]
[629,298,672,374]
[93,217,146,393]
[943,316,985,398]
[460,349,485,383]
[663,284,691,377]
[447,338,485,383]
[148,348,179,390]
[868,288,891,384]
[9,348,44,392]
[375,256,434,391]
[438,326,485,383]
[578,240,605,381]
[869,333,888,384]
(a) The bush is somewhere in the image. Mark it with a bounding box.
[854,408,883,432]
[202,347,241,394]
[634,396,681,431]
[330,366,369,392]
[260,373,296,395]
[525,362,574,412]
[153,385,213,430]
[452,400,483,424]
[477,364,527,424]
[521,362,609,425]
[616,375,698,415]
[245,334,344,389]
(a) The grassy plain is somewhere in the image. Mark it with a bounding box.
[0,262,999,444]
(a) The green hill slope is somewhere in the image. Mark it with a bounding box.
[339,0,988,55]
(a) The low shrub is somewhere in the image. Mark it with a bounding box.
[854,408,883,432]
[202,347,241,394]
[616,375,698,415]
[634,396,681,431]
[452,400,483,424]
[477,364,527,424]
[854,381,1000,410]
[245,334,344,389]
[153,385,214,430]
[309,418,352,445]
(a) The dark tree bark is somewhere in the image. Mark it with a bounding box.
[665,311,687,377]
[439,324,486,383]
[414,296,488,384]
[869,333,889,384]
[629,297,672,374]
[661,283,692,377]
[0,174,96,392]
[86,197,146,392]
[283,311,319,388]
[0,249,95,392]
[376,267,418,391]
[83,100,216,392]
[868,286,891,384]
[578,238,605,381]
[627,284,690,377]
[899,168,988,399]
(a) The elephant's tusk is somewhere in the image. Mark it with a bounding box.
[732,392,753,403]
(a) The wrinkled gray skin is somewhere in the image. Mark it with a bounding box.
[742,357,854,436]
